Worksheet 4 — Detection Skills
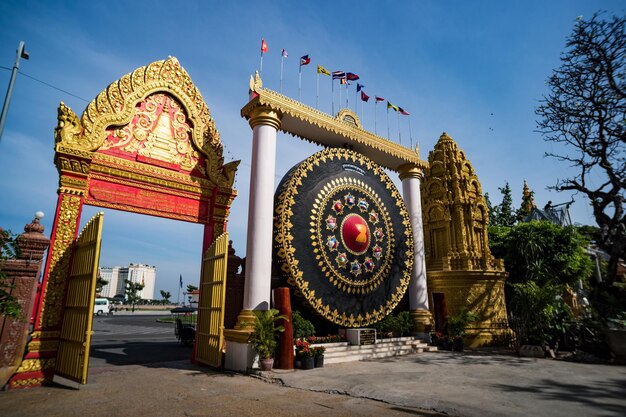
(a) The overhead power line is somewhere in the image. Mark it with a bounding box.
[0,65,88,102]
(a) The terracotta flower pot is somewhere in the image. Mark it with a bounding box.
[260,358,274,371]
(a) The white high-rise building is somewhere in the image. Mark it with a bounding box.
[98,267,121,298]
[98,263,157,300]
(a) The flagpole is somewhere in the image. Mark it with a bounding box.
[280,55,284,93]
[177,279,181,306]
[355,88,358,114]
[397,111,402,145]
[386,106,390,140]
[332,79,335,115]
[374,101,378,135]
[408,115,413,149]
[339,81,342,110]
[316,72,319,109]
[345,80,349,109]
[260,52,264,78]
[298,64,302,101]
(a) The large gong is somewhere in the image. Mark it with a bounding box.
[274,148,413,327]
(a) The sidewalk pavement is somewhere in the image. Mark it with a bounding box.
[1,349,624,417]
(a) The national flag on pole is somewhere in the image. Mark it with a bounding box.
[261,39,268,53]
[387,101,399,111]
[375,96,385,102]
[340,78,347,85]
[300,55,311,66]
[357,83,365,92]
[281,48,288,58]
[332,71,346,79]
[179,274,183,288]
[346,72,360,81]
[361,91,370,102]
[317,65,330,75]
[399,107,410,115]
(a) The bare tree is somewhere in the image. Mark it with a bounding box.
[536,12,626,283]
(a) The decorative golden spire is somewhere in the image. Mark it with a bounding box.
[521,180,537,212]
[422,132,503,272]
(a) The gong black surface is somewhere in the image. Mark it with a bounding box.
[274,148,413,327]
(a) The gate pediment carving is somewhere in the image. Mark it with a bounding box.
[54,56,238,190]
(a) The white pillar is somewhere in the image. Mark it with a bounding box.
[399,164,432,336]
[224,106,281,372]
[243,106,281,311]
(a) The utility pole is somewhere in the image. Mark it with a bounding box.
[0,41,29,142]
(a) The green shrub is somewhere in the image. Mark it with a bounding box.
[292,310,315,340]
[447,309,478,338]
[373,311,413,337]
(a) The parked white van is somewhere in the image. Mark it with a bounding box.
[94,298,111,316]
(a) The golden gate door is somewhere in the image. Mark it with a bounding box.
[195,232,229,367]
[55,212,104,384]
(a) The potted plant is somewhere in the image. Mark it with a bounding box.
[294,338,314,369]
[446,309,478,352]
[249,308,287,371]
[313,345,326,368]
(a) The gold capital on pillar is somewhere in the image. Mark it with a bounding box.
[410,309,433,333]
[223,310,256,343]
[248,106,282,131]
[398,163,423,181]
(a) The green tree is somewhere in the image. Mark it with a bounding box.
[536,13,626,284]
[95,275,108,296]
[186,284,198,293]
[496,182,516,227]
[125,279,145,312]
[502,221,592,287]
[487,225,510,260]
[576,225,602,245]
[484,192,497,226]
[0,229,20,318]
[509,281,572,345]
[160,289,171,304]
[516,181,536,223]
[492,221,592,347]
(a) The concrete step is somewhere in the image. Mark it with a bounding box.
[308,337,436,364]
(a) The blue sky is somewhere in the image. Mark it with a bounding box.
[1,1,623,299]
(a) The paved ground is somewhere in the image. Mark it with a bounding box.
[1,349,624,417]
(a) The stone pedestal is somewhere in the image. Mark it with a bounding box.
[0,216,49,389]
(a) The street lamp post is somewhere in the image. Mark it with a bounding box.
[0,41,29,142]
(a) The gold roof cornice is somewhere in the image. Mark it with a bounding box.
[241,73,428,172]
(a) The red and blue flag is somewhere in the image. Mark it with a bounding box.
[300,55,311,66]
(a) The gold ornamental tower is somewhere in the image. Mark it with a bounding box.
[421,133,512,346]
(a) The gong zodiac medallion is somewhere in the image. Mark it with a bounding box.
[274,148,413,327]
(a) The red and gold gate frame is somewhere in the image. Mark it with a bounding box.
[8,57,238,389]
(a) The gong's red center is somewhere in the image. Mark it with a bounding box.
[341,213,370,255]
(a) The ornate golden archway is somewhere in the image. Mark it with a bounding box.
[10,57,238,388]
